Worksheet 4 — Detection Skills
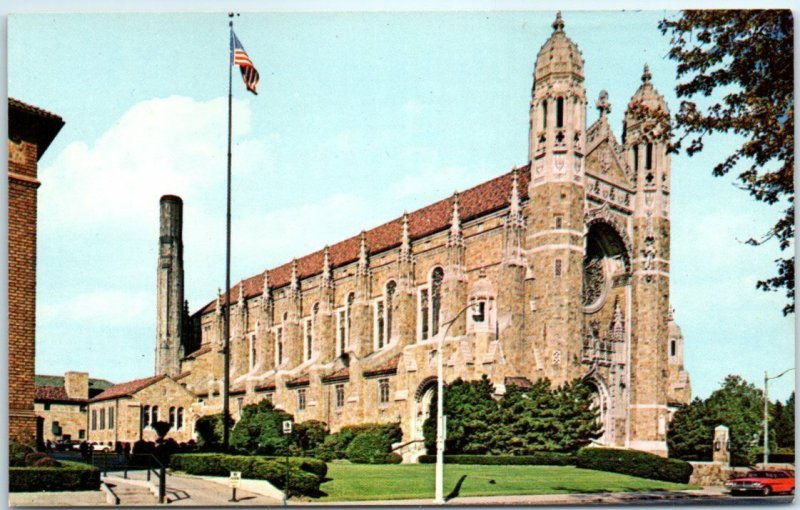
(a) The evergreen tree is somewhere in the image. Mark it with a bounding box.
[668,375,766,465]
[773,392,795,449]
[551,379,603,451]
[494,380,560,453]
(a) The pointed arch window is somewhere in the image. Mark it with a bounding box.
[304,318,313,361]
[275,327,283,366]
[385,280,396,345]
[633,145,639,171]
[645,143,653,170]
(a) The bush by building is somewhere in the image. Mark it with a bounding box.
[576,448,693,484]
[170,453,321,496]
[9,460,100,492]
[417,453,577,465]
[229,400,295,455]
[314,423,402,462]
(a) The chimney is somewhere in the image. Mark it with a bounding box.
[64,371,89,400]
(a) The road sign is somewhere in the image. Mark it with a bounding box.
[282,420,292,435]
[229,471,241,489]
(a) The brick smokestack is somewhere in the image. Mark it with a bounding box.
[155,195,185,377]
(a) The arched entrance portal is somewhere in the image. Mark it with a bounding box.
[584,375,614,446]
[412,377,438,440]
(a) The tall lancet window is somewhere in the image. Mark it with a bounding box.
[431,267,444,336]
[556,97,564,128]
[645,143,653,170]
[419,288,430,341]
[385,280,396,345]
[541,100,548,129]
[346,292,355,345]
[375,300,385,349]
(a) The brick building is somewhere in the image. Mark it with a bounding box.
[158,14,691,459]
[8,98,64,445]
[87,375,196,446]
[34,372,113,444]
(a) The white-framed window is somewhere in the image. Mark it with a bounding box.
[335,384,345,409]
[298,388,306,411]
[378,378,390,405]
[275,327,284,366]
[304,318,313,361]
[418,267,444,341]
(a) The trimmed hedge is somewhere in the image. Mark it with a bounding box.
[346,429,399,464]
[10,461,100,492]
[417,453,577,465]
[170,453,321,496]
[576,448,693,484]
[315,423,402,462]
[261,456,328,479]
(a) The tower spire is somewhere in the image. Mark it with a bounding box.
[290,258,300,294]
[596,90,611,119]
[216,288,223,316]
[357,231,369,274]
[400,212,413,262]
[237,279,245,306]
[262,270,270,296]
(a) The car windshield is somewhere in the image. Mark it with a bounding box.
[746,471,771,478]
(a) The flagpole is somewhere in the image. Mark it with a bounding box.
[222,12,235,453]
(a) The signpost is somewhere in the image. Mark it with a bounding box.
[229,471,241,502]
[282,420,292,506]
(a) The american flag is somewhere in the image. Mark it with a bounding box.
[231,31,260,95]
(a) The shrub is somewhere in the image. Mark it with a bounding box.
[9,441,35,467]
[33,456,62,468]
[9,461,100,492]
[417,453,576,465]
[315,423,401,461]
[261,456,328,479]
[24,452,51,465]
[576,448,693,484]
[195,413,233,451]
[295,420,329,452]
[230,400,294,455]
[385,452,403,464]
[347,427,401,464]
[170,453,321,496]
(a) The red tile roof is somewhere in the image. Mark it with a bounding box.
[255,381,276,392]
[363,354,401,377]
[198,165,531,315]
[175,371,192,381]
[9,98,63,121]
[182,344,213,360]
[286,375,310,388]
[90,375,166,403]
[321,367,350,383]
[35,386,87,404]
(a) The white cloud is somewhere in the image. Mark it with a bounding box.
[38,95,270,235]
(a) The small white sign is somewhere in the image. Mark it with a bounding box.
[229,471,241,489]
[282,420,293,434]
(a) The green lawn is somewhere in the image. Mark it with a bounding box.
[317,463,694,501]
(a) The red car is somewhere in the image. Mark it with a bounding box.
[726,469,795,496]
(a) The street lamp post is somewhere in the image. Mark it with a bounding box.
[435,303,479,504]
[763,368,794,467]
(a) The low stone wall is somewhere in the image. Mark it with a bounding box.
[688,462,746,486]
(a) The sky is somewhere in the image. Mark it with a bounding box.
[7,8,795,401]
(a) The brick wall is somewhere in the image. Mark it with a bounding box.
[9,139,40,445]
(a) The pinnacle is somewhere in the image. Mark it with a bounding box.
[641,63,652,83]
[552,11,564,32]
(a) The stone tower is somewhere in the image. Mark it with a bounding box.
[624,64,671,454]
[155,195,185,377]
[526,12,587,386]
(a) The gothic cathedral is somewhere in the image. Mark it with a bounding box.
[155,13,691,459]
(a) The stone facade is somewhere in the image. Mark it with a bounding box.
[164,13,691,458]
[8,98,63,445]
[33,372,113,443]
[87,375,196,446]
